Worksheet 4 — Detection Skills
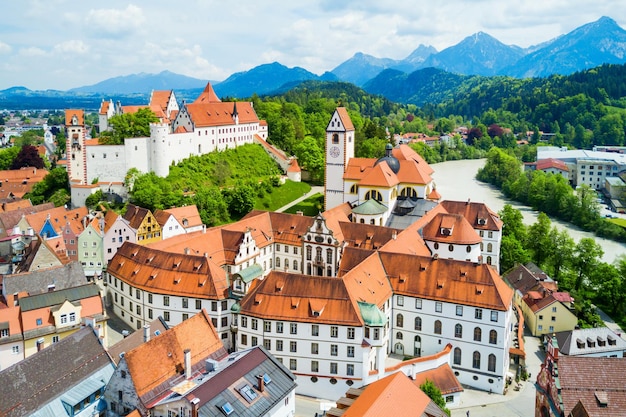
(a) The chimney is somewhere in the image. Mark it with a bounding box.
[257,375,265,393]
[392,230,397,240]
[143,324,150,343]
[184,247,190,255]
[184,349,192,379]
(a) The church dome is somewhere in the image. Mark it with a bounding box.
[375,143,400,174]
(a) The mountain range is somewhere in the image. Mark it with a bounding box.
[2,16,626,108]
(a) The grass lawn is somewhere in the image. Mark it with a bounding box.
[607,217,626,227]
[284,193,324,216]
[254,180,311,212]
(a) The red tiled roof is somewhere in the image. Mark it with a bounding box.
[421,212,482,245]
[336,107,354,131]
[184,101,259,127]
[193,82,221,104]
[536,158,569,172]
[65,109,84,126]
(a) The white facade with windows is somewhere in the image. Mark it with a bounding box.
[391,294,512,394]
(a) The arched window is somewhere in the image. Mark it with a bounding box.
[364,190,382,202]
[293,260,298,270]
[480,242,484,251]
[316,247,322,261]
[391,188,398,199]
[455,324,463,338]
[306,246,312,261]
[488,354,496,372]
[474,327,482,342]
[414,317,422,331]
[448,244,454,252]
[473,351,481,369]
[396,331,403,340]
[489,330,497,344]
[360,218,365,223]
[350,184,358,194]
[466,245,472,253]
[400,187,417,198]
[434,320,442,335]
[396,314,404,328]
[327,266,332,276]
[487,256,492,265]
[276,257,280,268]
[370,219,375,225]
[453,347,461,365]
[332,133,339,144]
[284,258,289,269]
[487,243,493,252]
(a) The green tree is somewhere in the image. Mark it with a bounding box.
[26,167,69,206]
[99,108,158,145]
[222,183,255,219]
[527,213,552,268]
[0,146,20,170]
[545,228,575,281]
[194,186,229,226]
[293,136,324,184]
[572,237,604,291]
[85,189,104,209]
[590,262,626,316]
[419,380,450,416]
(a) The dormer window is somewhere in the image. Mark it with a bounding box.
[477,218,486,225]
[440,227,452,236]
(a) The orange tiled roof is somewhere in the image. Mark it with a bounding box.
[239,271,363,326]
[427,188,442,200]
[164,205,203,229]
[0,295,21,338]
[99,100,110,115]
[149,90,172,112]
[20,292,103,332]
[536,158,569,172]
[184,101,259,127]
[193,82,222,104]
[153,209,172,228]
[25,206,88,237]
[287,159,300,172]
[121,105,149,114]
[383,253,513,311]
[0,199,32,213]
[335,107,355,131]
[421,212,481,245]
[103,210,119,234]
[0,167,48,183]
[65,109,84,126]
[108,242,229,300]
[124,310,227,399]
[84,138,100,146]
[395,159,432,185]
[412,363,464,395]
[440,200,502,231]
[344,158,378,181]
[340,372,434,417]
[393,144,434,175]
[358,162,399,188]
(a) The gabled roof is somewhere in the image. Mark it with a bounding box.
[0,328,113,417]
[421,212,481,245]
[65,109,84,126]
[556,356,626,416]
[503,263,557,296]
[440,200,503,231]
[123,204,152,229]
[0,202,55,237]
[153,209,174,228]
[412,363,464,395]
[339,222,400,251]
[108,318,170,365]
[123,310,227,400]
[327,107,354,131]
[2,261,87,296]
[193,82,222,104]
[382,253,513,311]
[18,283,101,312]
[103,209,121,234]
[188,347,297,417]
[524,293,561,313]
[535,158,569,172]
[108,242,229,299]
[184,101,258,127]
[331,372,447,417]
[358,161,399,188]
[239,271,364,326]
[25,206,88,236]
[164,205,203,229]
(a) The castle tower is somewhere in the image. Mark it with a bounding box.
[325,107,355,211]
[65,109,87,185]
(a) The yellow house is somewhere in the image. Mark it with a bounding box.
[521,292,578,336]
[123,204,162,245]
[19,283,107,357]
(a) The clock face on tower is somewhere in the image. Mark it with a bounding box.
[330,146,340,158]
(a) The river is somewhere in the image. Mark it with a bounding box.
[431,159,626,263]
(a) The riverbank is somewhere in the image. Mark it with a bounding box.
[431,159,626,263]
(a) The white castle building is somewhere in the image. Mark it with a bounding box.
[65,83,267,207]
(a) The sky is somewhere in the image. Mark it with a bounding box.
[1,1,625,91]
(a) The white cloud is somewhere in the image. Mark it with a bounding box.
[0,41,11,54]
[86,4,145,38]
[19,47,47,57]
[53,40,89,54]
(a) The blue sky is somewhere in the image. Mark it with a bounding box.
[0,1,624,90]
